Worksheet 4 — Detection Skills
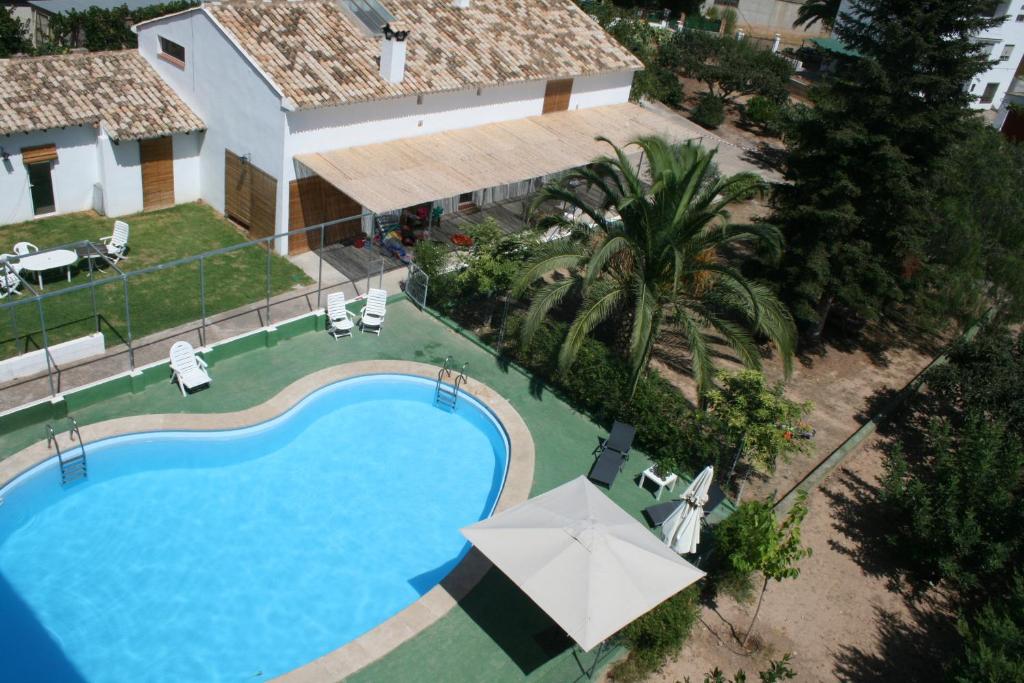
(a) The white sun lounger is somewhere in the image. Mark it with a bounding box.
[360,288,387,335]
[169,341,211,396]
[326,291,355,339]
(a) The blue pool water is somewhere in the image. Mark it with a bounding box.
[0,374,509,682]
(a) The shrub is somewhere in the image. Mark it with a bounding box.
[610,585,701,682]
[744,95,781,132]
[721,7,737,36]
[692,92,726,129]
[506,316,714,475]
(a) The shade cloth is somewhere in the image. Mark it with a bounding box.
[295,102,704,214]
[461,476,705,651]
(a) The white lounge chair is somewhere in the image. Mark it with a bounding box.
[101,221,129,262]
[359,288,387,335]
[13,242,38,256]
[326,292,355,339]
[169,341,211,397]
[0,255,21,298]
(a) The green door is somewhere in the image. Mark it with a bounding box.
[27,161,55,215]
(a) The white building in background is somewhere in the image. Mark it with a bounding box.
[837,0,1024,110]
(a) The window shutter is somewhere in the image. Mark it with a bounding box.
[21,144,58,165]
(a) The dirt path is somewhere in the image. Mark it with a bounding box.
[643,435,957,682]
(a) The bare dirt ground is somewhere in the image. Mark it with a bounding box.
[642,435,959,682]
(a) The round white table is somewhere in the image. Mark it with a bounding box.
[17,249,78,289]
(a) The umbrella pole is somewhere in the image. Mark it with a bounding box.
[572,640,610,680]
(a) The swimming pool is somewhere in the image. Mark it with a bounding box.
[0,373,510,682]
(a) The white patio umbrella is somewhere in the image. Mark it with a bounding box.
[681,465,714,507]
[461,476,705,652]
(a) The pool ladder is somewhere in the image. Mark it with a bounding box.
[46,417,88,486]
[434,357,468,410]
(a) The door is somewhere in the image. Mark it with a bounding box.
[542,79,573,114]
[225,149,252,227]
[139,136,175,211]
[27,162,55,215]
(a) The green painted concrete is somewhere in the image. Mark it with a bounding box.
[0,299,712,682]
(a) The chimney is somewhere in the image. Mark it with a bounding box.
[379,22,410,84]
[452,0,470,7]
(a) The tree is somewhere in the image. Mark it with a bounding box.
[792,0,840,30]
[689,654,798,683]
[714,494,812,646]
[0,6,29,57]
[772,0,1003,341]
[45,1,197,52]
[952,575,1024,682]
[703,369,813,475]
[664,32,794,104]
[925,123,1024,326]
[512,136,796,396]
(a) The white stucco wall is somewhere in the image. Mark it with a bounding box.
[137,10,288,248]
[96,131,143,218]
[0,126,101,226]
[172,131,202,204]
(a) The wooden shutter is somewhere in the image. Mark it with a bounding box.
[224,149,252,226]
[287,176,363,255]
[139,136,175,211]
[225,149,277,238]
[21,143,58,165]
[248,164,277,239]
[542,79,573,114]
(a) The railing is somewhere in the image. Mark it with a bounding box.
[46,417,87,485]
[433,357,468,410]
[0,210,382,411]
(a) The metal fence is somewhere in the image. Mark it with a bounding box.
[0,212,394,412]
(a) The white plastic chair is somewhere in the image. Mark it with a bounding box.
[13,242,37,256]
[101,221,129,262]
[169,341,211,397]
[326,292,355,339]
[359,288,387,335]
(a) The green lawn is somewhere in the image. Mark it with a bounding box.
[0,300,730,682]
[0,204,311,359]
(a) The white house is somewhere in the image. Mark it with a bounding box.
[837,0,1024,111]
[128,0,710,255]
[0,49,205,224]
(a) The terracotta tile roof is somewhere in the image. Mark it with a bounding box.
[205,0,643,110]
[0,50,205,140]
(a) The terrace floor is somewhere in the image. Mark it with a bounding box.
[0,299,730,682]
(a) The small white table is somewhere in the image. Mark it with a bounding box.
[17,249,78,289]
[638,465,678,500]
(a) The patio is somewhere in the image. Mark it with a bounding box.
[0,298,730,681]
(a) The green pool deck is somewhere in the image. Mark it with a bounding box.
[0,299,724,682]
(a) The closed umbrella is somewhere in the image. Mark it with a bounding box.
[681,465,714,507]
[662,500,703,554]
[461,476,704,652]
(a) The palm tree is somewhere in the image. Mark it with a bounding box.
[511,136,795,397]
[793,0,840,31]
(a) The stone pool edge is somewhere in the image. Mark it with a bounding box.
[0,360,536,683]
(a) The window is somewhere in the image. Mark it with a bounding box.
[981,82,1000,103]
[159,36,185,67]
[1002,44,1016,61]
[1017,14,1024,21]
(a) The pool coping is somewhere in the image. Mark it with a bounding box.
[0,360,536,683]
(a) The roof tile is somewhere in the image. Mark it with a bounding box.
[0,50,206,140]
[206,0,642,110]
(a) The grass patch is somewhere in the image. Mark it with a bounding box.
[0,204,311,358]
